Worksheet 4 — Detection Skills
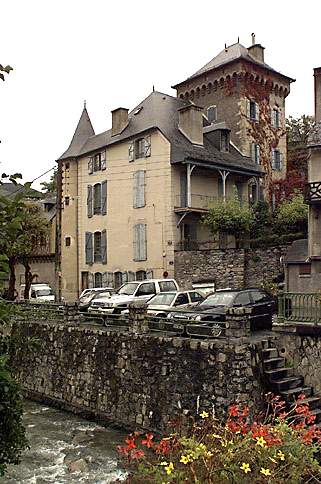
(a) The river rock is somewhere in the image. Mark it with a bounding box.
[67,458,88,473]
[72,431,94,445]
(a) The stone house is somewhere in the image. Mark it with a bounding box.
[173,34,294,198]
[57,91,263,301]
[285,68,321,292]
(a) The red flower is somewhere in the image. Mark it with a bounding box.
[155,439,171,455]
[306,414,316,424]
[242,406,249,417]
[131,449,145,460]
[117,445,129,455]
[228,405,239,417]
[296,405,309,415]
[141,433,154,448]
[125,438,136,450]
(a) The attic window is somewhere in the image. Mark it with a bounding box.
[220,131,230,152]
[207,106,217,123]
[134,107,143,115]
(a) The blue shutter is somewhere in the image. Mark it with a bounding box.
[87,185,93,218]
[85,232,93,265]
[138,224,147,261]
[102,181,107,215]
[133,225,139,260]
[101,230,107,264]
[133,172,139,208]
[134,171,145,208]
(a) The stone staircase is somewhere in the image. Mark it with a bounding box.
[261,339,321,424]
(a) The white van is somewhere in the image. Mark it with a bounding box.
[20,283,55,302]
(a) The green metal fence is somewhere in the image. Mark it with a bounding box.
[278,293,321,325]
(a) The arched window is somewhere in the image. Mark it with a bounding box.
[93,183,102,214]
[94,272,102,288]
[136,270,146,281]
[114,271,122,288]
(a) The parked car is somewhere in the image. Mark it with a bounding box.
[79,287,114,300]
[78,289,114,312]
[19,283,55,302]
[168,288,276,331]
[88,279,179,314]
[146,290,204,317]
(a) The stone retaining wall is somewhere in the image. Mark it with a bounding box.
[12,321,264,432]
[174,245,288,290]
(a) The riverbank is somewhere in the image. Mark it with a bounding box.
[2,400,127,483]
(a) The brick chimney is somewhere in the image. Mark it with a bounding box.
[111,107,128,136]
[248,33,265,63]
[314,67,321,123]
[178,104,203,145]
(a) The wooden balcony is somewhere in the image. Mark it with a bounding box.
[304,181,321,204]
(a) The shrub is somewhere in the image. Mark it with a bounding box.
[203,198,254,239]
[273,194,308,235]
[117,395,321,483]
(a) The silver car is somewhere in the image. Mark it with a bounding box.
[146,290,204,317]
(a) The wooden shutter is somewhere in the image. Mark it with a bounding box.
[85,232,93,265]
[88,272,94,288]
[101,151,106,170]
[101,229,107,264]
[121,272,128,284]
[128,270,135,281]
[139,224,147,261]
[129,141,134,162]
[88,157,94,174]
[102,271,108,286]
[134,171,145,208]
[133,224,139,260]
[144,135,151,157]
[87,185,93,218]
[101,181,107,215]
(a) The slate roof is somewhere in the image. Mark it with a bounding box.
[59,106,95,159]
[0,183,43,199]
[58,91,263,176]
[172,42,294,88]
[284,239,309,264]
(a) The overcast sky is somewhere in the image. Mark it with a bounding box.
[0,0,320,189]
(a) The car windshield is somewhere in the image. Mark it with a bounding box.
[148,293,176,306]
[93,291,111,300]
[199,292,237,308]
[117,283,139,295]
[36,288,54,297]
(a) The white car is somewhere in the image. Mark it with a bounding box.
[146,290,204,317]
[20,283,55,302]
[79,287,114,300]
[88,279,179,314]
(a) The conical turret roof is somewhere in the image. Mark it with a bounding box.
[59,106,95,160]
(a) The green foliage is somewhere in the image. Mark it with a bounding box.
[286,115,314,149]
[203,197,254,238]
[40,170,57,194]
[0,64,13,82]
[273,194,308,234]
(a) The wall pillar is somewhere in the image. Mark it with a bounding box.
[128,300,148,334]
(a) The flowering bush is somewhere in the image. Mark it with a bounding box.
[117,395,321,483]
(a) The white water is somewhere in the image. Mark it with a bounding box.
[2,401,127,483]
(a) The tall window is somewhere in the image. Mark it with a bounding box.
[94,232,102,262]
[129,135,151,161]
[272,108,280,128]
[93,183,102,214]
[88,151,106,174]
[136,270,146,281]
[247,100,259,122]
[251,143,260,164]
[135,138,145,159]
[94,272,102,287]
[272,149,282,171]
[133,224,147,261]
[207,105,217,123]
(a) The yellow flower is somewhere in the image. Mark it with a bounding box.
[277,450,285,461]
[240,462,251,474]
[165,462,174,475]
[256,436,267,448]
[211,434,222,439]
[200,411,209,418]
[260,468,272,476]
[180,455,189,465]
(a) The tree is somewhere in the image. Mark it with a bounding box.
[273,193,308,234]
[202,197,254,242]
[40,169,57,194]
[286,114,314,149]
[0,64,13,82]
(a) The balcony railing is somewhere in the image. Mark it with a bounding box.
[277,292,321,325]
[174,194,248,210]
[304,181,321,204]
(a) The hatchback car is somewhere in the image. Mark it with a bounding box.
[169,288,276,331]
[146,290,204,317]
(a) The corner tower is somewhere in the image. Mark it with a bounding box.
[172,35,295,196]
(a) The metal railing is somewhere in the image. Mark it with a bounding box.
[174,194,249,210]
[278,292,321,325]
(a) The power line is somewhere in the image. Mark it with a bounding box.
[4,165,56,197]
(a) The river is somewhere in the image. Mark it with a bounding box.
[2,401,127,483]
